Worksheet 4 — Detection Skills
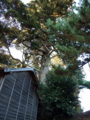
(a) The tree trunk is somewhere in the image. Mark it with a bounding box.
[39,55,50,83]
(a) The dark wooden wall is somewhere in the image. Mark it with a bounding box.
[0,71,38,120]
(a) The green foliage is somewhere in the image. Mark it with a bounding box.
[79,80,90,89]
[31,41,40,49]
[0,0,90,69]
[45,0,90,67]
[0,53,12,65]
[38,65,83,118]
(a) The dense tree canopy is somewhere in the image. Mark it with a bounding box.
[0,0,74,80]
[0,0,90,70]
[45,0,90,67]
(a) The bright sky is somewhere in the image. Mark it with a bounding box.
[79,64,90,112]
[21,0,80,4]
[21,0,31,4]
[10,0,90,112]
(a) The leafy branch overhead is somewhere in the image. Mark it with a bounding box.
[0,0,90,75]
[0,0,74,68]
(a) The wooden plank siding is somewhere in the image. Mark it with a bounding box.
[0,70,39,120]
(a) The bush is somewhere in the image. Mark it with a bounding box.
[38,65,83,119]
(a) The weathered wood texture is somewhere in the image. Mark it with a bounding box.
[0,71,38,120]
